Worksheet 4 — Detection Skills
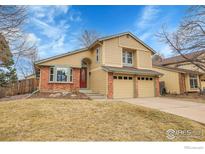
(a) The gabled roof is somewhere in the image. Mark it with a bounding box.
[35,47,88,65]
[154,51,205,66]
[35,32,156,65]
[102,66,163,76]
[89,32,156,54]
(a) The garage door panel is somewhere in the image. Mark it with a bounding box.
[138,77,155,97]
[113,75,134,98]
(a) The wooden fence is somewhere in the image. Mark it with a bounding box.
[0,78,39,98]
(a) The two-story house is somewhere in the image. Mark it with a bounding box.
[153,51,205,94]
[35,32,162,99]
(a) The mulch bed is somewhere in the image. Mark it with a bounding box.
[30,92,90,100]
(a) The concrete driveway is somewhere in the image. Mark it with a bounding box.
[120,97,205,124]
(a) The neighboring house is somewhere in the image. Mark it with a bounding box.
[153,51,205,94]
[25,74,36,79]
[35,32,162,99]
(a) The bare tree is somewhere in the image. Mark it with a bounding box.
[0,6,38,80]
[152,52,164,63]
[78,30,100,47]
[157,6,205,72]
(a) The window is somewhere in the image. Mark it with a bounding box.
[113,76,117,79]
[118,76,123,80]
[189,74,198,89]
[57,68,68,82]
[138,77,141,80]
[128,77,133,80]
[123,51,133,66]
[149,78,153,80]
[49,67,72,82]
[146,77,149,80]
[96,48,100,63]
[141,77,144,80]
[124,76,128,80]
[49,67,54,81]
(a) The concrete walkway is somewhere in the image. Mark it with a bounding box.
[119,97,205,124]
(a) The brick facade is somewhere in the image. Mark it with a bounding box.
[179,73,186,94]
[107,72,113,99]
[39,66,80,92]
[155,77,160,97]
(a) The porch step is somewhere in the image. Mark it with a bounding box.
[79,89,93,93]
[80,89,106,100]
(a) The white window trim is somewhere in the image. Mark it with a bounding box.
[96,47,100,63]
[189,74,198,89]
[123,50,133,66]
[49,67,54,82]
[49,66,73,83]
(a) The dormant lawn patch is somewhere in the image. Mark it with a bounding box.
[0,99,204,141]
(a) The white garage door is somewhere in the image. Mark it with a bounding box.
[113,75,134,98]
[138,76,155,97]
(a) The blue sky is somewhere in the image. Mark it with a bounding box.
[25,5,189,59]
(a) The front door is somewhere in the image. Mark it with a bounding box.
[80,67,87,88]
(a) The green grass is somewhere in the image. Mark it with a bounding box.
[0,99,204,141]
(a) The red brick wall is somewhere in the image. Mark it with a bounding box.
[179,73,186,94]
[107,72,113,99]
[155,77,160,97]
[39,66,80,92]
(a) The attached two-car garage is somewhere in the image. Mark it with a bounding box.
[113,74,155,98]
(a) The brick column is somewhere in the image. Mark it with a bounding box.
[135,76,138,98]
[72,68,80,91]
[155,77,160,97]
[107,72,113,99]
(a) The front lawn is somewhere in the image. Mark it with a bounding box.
[0,99,204,141]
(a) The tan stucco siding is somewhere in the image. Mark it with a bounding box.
[167,62,204,73]
[90,68,107,95]
[38,50,91,67]
[137,50,152,69]
[152,67,180,94]
[119,35,147,49]
[201,81,205,90]
[103,35,153,68]
[177,63,204,73]
[103,37,122,67]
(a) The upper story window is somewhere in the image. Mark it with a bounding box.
[96,47,100,63]
[123,50,133,66]
[189,74,198,89]
[49,66,73,83]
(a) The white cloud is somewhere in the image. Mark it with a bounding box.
[32,18,68,39]
[27,6,82,59]
[29,6,70,24]
[137,6,160,28]
[26,33,41,44]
